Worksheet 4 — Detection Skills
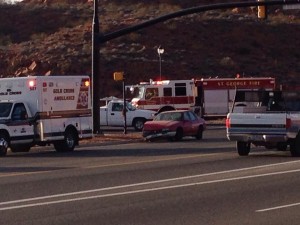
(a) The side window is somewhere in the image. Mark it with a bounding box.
[145,88,158,100]
[12,103,28,121]
[183,112,190,121]
[163,87,172,97]
[112,103,123,112]
[188,111,197,121]
[175,83,187,96]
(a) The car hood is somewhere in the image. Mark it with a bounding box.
[143,120,179,130]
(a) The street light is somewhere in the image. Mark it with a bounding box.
[157,46,164,80]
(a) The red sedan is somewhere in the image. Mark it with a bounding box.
[142,110,206,141]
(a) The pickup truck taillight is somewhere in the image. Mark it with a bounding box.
[286,118,292,129]
[226,118,231,128]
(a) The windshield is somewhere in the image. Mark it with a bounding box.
[0,102,13,117]
[135,86,144,99]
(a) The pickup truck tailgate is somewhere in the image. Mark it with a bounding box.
[226,113,288,142]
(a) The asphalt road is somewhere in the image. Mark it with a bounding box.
[1,128,300,225]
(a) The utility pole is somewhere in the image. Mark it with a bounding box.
[92,0,100,134]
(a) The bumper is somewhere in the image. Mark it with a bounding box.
[143,131,176,140]
[227,133,288,143]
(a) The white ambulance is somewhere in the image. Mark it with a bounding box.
[0,76,93,156]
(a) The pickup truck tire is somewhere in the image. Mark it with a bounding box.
[237,141,250,156]
[133,118,146,131]
[290,133,300,157]
[54,129,77,152]
[0,132,8,156]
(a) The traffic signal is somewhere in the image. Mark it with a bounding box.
[113,72,124,81]
[257,0,267,19]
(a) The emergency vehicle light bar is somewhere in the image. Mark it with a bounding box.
[28,80,36,88]
[151,80,170,85]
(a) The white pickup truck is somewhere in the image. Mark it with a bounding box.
[226,89,300,157]
[100,100,154,131]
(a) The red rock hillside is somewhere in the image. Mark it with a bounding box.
[0,0,299,98]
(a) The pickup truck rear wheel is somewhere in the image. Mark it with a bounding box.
[237,141,250,156]
[0,133,8,157]
[290,133,300,157]
[133,118,145,131]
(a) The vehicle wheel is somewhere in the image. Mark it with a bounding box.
[54,129,77,152]
[10,145,31,153]
[174,128,183,141]
[0,133,9,157]
[133,118,146,131]
[237,141,250,156]
[195,126,203,140]
[290,133,300,157]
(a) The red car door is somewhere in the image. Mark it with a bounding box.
[182,112,195,135]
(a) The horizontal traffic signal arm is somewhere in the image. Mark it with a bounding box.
[98,0,300,43]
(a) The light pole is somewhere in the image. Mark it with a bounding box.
[157,46,164,81]
[92,0,100,134]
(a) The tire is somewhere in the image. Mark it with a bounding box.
[0,133,8,157]
[290,133,300,157]
[237,141,250,156]
[54,129,77,152]
[133,118,146,131]
[174,128,183,141]
[195,126,203,140]
[10,145,31,153]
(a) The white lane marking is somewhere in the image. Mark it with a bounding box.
[257,202,300,212]
[1,160,299,206]
[1,163,300,211]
